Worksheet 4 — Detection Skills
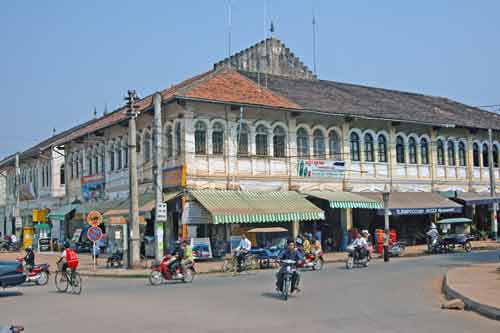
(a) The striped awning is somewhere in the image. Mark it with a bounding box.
[302,191,382,209]
[47,204,79,221]
[189,190,325,224]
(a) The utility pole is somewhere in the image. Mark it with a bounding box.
[153,92,164,260]
[488,129,498,240]
[382,184,390,262]
[14,154,20,239]
[125,90,141,268]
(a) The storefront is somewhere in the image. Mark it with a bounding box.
[183,190,325,256]
[448,192,500,238]
[357,192,464,245]
[301,191,382,251]
[46,204,79,247]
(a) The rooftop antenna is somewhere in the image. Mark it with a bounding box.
[52,128,56,136]
[93,107,98,118]
[103,103,108,116]
[312,0,317,75]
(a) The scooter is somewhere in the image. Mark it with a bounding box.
[299,251,325,271]
[277,259,298,301]
[149,255,196,285]
[346,245,369,269]
[106,250,123,268]
[16,259,50,286]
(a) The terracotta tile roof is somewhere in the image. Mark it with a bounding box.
[178,68,301,109]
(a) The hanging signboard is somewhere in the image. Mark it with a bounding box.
[376,207,463,216]
[297,160,345,178]
[156,203,167,222]
[162,165,187,190]
[71,228,83,243]
[81,174,106,202]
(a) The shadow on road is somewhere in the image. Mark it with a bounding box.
[0,291,23,298]
[261,291,284,300]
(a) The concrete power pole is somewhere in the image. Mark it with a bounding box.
[488,129,498,240]
[153,92,164,260]
[14,154,20,238]
[126,90,141,268]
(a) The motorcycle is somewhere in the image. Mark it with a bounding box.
[16,259,50,286]
[106,250,123,268]
[149,255,196,285]
[298,251,325,271]
[426,235,443,254]
[346,245,369,269]
[277,259,298,301]
[0,241,19,252]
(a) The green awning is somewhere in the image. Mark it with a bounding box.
[302,191,382,209]
[47,204,79,221]
[189,190,325,224]
[102,193,158,219]
[35,223,51,230]
[76,199,126,215]
[437,218,472,225]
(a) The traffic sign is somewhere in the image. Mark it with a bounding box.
[86,210,102,227]
[87,226,103,242]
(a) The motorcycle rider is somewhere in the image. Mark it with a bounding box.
[426,224,440,251]
[276,240,304,293]
[302,233,312,254]
[23,247,35,272]
[234,234,251,273]
[180,240,194,273]
[311,236,322,260]
[167,240,184,278]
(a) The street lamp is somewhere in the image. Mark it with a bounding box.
[382,185,390,262]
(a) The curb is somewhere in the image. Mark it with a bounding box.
[443,270,500,321]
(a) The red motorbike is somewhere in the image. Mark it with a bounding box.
[298,251,325,271]
[148,255,196,285]
[16,259,50,286]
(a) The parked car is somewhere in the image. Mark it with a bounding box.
[0,261,26,289]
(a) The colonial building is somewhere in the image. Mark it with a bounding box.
[2,38,499,252]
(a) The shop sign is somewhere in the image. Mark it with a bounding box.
[380,207,463,216]
[191,237,212,260]
[71,229,83,243]
[156,203,167,222]
[38,238,51,252]
[33,209,49,222]
[162,165,186,189]
[23,227,34,248]
[81,174,105,202]
[297,160,345,178]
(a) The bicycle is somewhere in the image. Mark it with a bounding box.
[221,252,258,273]
[55,268,82,295]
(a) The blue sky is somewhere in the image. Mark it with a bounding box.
[1,0,499,157]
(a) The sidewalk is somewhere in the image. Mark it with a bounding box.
[444,263,500,320]
[1,240,499,278]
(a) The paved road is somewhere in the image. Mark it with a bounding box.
[1,250,499,333]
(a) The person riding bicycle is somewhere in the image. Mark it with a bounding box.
[234,234,251,273]
[22,247,35,272]
[276,240,303,293]
[56,242,79,277]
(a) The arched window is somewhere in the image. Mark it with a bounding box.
[329,131,341,160]
[110,146,115,171]
[447,141,456,166]
[100,146,106,173]
[87,154,93,175]
[237,123,249,156]
[473,143,480,167]
[482,143,489,167]
[396,136,405,163]
[79,154,83,177]
[273,126,286,158]
[175,123,181,157]
[143,132,152,161]
[458,142,466,167]
[117,144,123,170]
[165,126,173,158]
[297,128,310,158]
[420,138,429,165]
[194,122,207,155]
[255,125,269,156]
[350,132,360,161]
[364,133,374,162]
[60,164,65,185]
[123,144,128,169]
[94,154,99,175]
[408,137,417,164]
[313,130,326,159]
[212,123,224,155]
[493,145,499,168]
[378,135,387,163]
[436,140,445,165]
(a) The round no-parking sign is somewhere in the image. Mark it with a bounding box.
[87,226,103,242]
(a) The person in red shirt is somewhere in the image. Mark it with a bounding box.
[56,242,79,276]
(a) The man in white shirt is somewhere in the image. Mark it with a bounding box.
[234,234,251,273]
